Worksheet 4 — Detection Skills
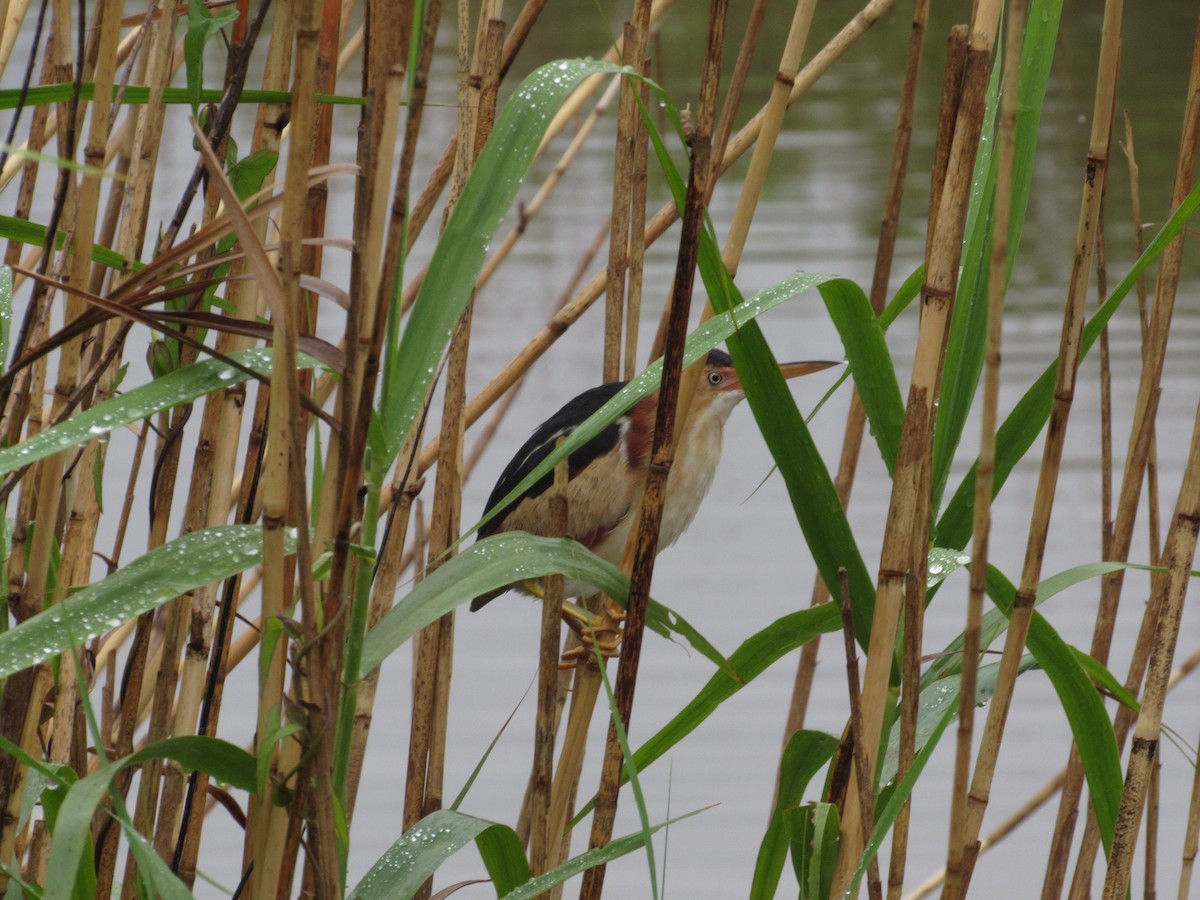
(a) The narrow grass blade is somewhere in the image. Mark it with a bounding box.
[0,349,318,477]
[380,58,637,465]
[750,730,839,900]
[497,809,708,900]
[788,801,840,899]
[346,809,527,900]
[983,568,1123,855]
[818,278,903,473]
[40,736,257,900]
[930,0,1064,510]
[573,604,842,822]
[935,174,1200,549]
[0,525,296,680]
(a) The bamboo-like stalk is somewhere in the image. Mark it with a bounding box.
[839,568,883,900]
[1101,409,1200,897]
[243,0,324,888]
[602,6,652,383]
[836,4,1000,893]
[1054,14,1200,897]
[780,0,929,753]
[578,6,727,896]
[530,452,569,876]
[951,2,1123,895]
[942,2,1022,896]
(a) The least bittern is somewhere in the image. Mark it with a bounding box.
[470,348,837,627]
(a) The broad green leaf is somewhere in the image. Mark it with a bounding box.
[498,809,707,900]
[0,525,297,680]
[982,569,1122,855]
[44,736,249,900]
[380,59,639,464]
[750,730,839,900]
[121,736,256,791]
[788,801,839,900]
[120,823,194,900]
[0,349,318,477]
[227,149,279,203]
[357,533,636,679]
[346,809,526,900]
[818,277,904,473]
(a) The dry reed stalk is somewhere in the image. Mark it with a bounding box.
[0,0,31,77]
[835,4,1000,893]
[624,65,650,381]
[2,0,179,883]
[1180,723,1200,898]
[906,771,1068,900]
[1146,757,1160,896]
[403,11,499,884]
[781,0,928,752]
[942,1,1022,895]
[839,568,883,900]
[1101,409,1200,897]
[578,7,727,896]
[241,0,324,888]
[952,1,1124,894]
[1055,17,1200,898]
[530,453,570,877]
[603,4,653,382]
[1097,16,1200,896]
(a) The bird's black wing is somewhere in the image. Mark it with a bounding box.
[478,380,628,540]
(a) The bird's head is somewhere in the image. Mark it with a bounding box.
[695,348,840,420]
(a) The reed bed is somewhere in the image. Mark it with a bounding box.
[0,1,1197,897]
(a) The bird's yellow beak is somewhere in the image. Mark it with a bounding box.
[777,359,842,379]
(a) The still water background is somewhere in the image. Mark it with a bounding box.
[11,0,1200,896]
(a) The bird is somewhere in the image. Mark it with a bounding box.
[469,348,838,612]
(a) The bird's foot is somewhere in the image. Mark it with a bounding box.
[559,601,622,669]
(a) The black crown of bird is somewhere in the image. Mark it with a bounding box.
[469,348,838,614]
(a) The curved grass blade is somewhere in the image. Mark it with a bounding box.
[573,603,842,823]
[498,809,708,900]
[750,729,839,900]
[935,173,1200,549]
[40,736,256,900]
[981,567,1122,855]
[0,349,319,478]
[380,58,639,465]
[818,278,903,474]
[930,0,1064,511]
[0,525,296,681]
[358,533,632,679]
[345,809,526,900]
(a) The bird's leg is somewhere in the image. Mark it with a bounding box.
[558,597,622,668]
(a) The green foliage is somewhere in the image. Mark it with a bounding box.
[183,1,239,114]
[751,730,839,899]
[0,349,318,478]
[0,525,297,681]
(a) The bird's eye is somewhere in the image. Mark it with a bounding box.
[707,371,722,385]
